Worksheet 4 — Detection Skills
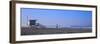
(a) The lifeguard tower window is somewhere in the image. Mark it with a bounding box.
[29,20,36,26]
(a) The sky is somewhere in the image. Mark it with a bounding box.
[21,8,92,28]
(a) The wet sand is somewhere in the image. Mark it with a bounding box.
[21,27,92,35]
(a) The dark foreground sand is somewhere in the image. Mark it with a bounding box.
[21,27,92,35]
